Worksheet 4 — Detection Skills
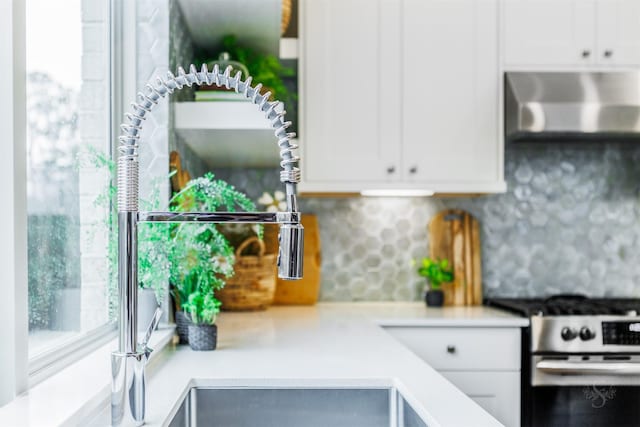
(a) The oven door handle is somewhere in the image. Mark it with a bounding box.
[537,360,640,375]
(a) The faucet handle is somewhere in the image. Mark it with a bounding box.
[140,307,162,351]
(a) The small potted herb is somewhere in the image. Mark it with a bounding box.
[182,289,222,351]
[417,258,454,307]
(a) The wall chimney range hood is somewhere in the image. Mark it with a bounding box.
[505,72,640,142]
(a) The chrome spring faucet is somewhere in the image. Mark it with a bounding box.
[111,64,304,426]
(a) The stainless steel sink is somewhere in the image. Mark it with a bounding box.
[167,387,428,427]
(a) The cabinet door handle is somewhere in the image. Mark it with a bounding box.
[581,49,591,58]
[446,345,456,354]
[387,166,396,174]
[409,166,418,174]
[604,50,613,58]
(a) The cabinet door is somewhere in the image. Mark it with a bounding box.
[403,0,503,189]
[503,0,596,67]
[384,327,521,371]
[596,0,640,66]
[441,371,520,427]
[301,0,401,188]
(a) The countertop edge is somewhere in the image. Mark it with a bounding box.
[376,318,530,327]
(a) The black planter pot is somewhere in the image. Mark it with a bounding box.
[425,289,444,307]
[175,310,190,344]
[188,324,218,351]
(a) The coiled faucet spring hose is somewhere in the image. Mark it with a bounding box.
[117,63,300,212]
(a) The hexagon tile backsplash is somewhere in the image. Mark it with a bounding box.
[215,142,640,302]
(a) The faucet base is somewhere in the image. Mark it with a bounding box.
[111,351,149,427]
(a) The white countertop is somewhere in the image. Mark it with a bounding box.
[137,303,526,427]
[1,303,527,426]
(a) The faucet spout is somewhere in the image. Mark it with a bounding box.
[111,64,303,426]
[278,222,304,280]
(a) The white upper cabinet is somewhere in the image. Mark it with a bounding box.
[300,0,505,194]
[403,0,502,190]
[300,0,401,189]
[596,0,640,66]
[503,0,595,67]
[503,0,640,69]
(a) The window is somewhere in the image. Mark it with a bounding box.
[26,0,114,359]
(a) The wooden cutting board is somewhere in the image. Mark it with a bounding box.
[263,214,322,305]
[428,209,482,306]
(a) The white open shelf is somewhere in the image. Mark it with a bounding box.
[174,101,294,168]
[174,31,298,166]
[279,38,298,60]
[175,101,277,130]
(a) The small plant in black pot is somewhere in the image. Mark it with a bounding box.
[417,258,454,307]
[182,290,222,351]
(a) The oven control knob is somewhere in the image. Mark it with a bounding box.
[561,327,578,341]
[580,327,595,341]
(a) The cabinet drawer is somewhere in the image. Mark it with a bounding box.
[385,327,521,371]
[441,371,520,427]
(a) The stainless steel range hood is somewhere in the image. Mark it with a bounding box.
[505,72,640,142]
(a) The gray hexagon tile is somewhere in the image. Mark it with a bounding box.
[210,142,640,301]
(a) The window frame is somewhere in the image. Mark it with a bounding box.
[28,322,116,386]
[0,0,29,408]
[0,0,136,405]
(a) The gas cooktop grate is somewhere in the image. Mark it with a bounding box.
[486,295,640,317]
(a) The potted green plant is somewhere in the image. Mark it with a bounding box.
[168,173,259,344]
[82,148,170,330]
[417,258,454,307]
[181,287,222,351]
[196,35,295,106]
[83,149,256,342]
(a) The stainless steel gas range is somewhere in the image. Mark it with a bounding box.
[487,295,640,427]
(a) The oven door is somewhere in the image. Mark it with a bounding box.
[526,355,640,427]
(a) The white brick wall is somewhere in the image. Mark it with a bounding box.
[78,0,111,330]
[137,0,170,207]
[81,0,105,22]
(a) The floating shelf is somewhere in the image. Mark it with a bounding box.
[174,101,292,168]
[279,38,298,60]
[175,101,279,130]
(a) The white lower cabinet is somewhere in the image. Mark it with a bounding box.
[385,326,521,427]
[441,371,520,427]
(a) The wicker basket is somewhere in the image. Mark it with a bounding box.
[281,0,292,35]
[217,237,277,311]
